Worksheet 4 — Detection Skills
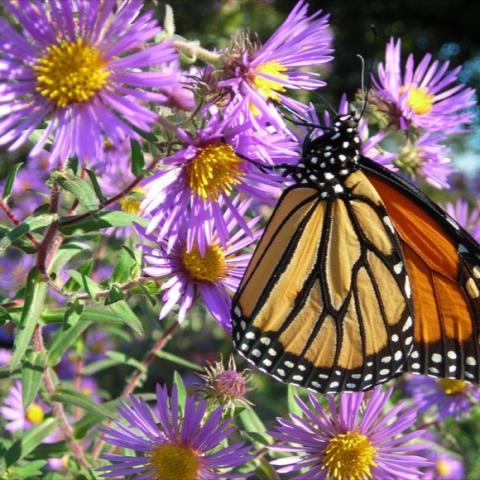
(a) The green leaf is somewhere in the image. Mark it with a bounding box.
[104,285,125,305]
[2,162,23,199]
[287,384,303,417]
[21,351,47,410]
[81,358,122,375]
[73,412,105,439]
[106,351,146,371]
[0,225,37,254]
[131,125,157,143]
[130,139,145,176]
[47,241,88,275]
[52,388,115,419]
[9,459,47,478]
[63,259,94,293]
[59,211,146,235]
[85,169,107,204]
[112,248,139,284]
[67,270,101,299]
[53,170,99,210]
[106,300,143,335]
[10,268,48,371]
[0,214,58,255]
[5,418,58,467]
[154,350,203,372]
[48,303,88,367]
[173,371,187,413]
[238,407,272,446]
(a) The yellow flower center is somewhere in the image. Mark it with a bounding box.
[119,187,145,215]
[91,341,105,354]
[438,378,468,395]
[25,403,45,425]
[149,443,200,480]
[181,244,226,283]
[34,38,110,108]
[407,85,434,115]
[253,61,288,101]
[82,387,93,397]
[436,459,452,477]
[185,141,243,201]
[324,431,377,480]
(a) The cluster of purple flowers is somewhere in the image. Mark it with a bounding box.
[369,37,476,188]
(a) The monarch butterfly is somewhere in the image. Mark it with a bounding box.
[231,112,480,393]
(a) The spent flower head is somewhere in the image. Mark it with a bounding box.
[271,386,429,479]
[0,0,177,166]
[393,132,453,188]
[99,384,252,479]
[198,355,252,411]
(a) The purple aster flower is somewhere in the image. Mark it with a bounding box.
[392,132,453,188]
[47,456,69,473]
[0,254,34,298]
[0,153,50,220]
[57,329,112,379]
[141,197,261,330]
[0,0,177,166]
[141,108,297,246]
[405,375,480,421]
[0,348,11,366]
[445,199,480,241]
[0,380,53,436]
[372,38,475,133]
[423,450,465,480]
[271,386,429,480]
[99,384,252,479]
[221,0,333,130]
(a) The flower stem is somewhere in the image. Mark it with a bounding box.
[32,326,90,468]
[174,39,222,64]
[91,321,180,460]
[0,199,41,249]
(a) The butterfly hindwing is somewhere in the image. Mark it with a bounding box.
[362,157,480,383]
[232,170,414,393]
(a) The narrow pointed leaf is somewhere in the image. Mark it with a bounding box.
[0,214,57,255]
[22,351,47,409]
[2,162,23,199]
[10,268,48,371]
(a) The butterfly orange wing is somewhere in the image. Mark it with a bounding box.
[363,161,480,382]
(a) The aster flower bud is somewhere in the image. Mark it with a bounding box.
[198,355,252,411]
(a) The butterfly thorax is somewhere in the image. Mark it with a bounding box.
[291,114,361,196]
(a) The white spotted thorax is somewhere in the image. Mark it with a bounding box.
[292,113,361,194]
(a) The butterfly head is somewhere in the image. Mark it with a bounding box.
[293,112,361,193]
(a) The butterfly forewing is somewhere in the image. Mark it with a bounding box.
[232,168,414,393]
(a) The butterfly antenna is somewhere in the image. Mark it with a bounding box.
[358,25,378,121]
[280,104,325,130]
[311,91,338,116]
